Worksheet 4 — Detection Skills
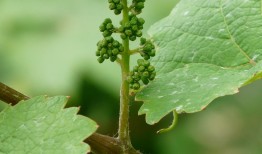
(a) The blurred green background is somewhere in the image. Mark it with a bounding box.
[0,0,262,153]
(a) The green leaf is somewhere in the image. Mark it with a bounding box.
[136,0,262,125]
[0,96,98,154]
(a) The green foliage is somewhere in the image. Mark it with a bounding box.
[2,0,262,153]
[0,96,98,154]
[136,0,262,124]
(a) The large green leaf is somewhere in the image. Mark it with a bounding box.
[136,0,262,124]
[0,96,98,154]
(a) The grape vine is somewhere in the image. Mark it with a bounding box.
[95,0,156,152]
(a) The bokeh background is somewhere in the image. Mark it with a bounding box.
[0,0,262,153]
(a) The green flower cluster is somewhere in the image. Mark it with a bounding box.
[97,18,124,63]
[127,59,156,90]
[119,14,145,41]
[99,18,115,37]
[96,36,124,63]
[97,0,157,89]
[108,0,123,15]
[139,37,156,60]
[131,0,145,14]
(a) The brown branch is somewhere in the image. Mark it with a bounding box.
[0,82,30,105]
[0,82,140,154]
[85,133,122,154]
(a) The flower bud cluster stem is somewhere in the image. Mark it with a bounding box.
[96,0,155,153]
[118,0,132,152]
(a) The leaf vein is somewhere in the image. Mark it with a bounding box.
[261,0,262,16]
[219,0,256,65]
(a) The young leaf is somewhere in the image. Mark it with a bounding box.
[0,96,98,154]
[136,0,262,125]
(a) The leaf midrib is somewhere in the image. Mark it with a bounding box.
[153,0,260,73]
[219,0,256,65]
